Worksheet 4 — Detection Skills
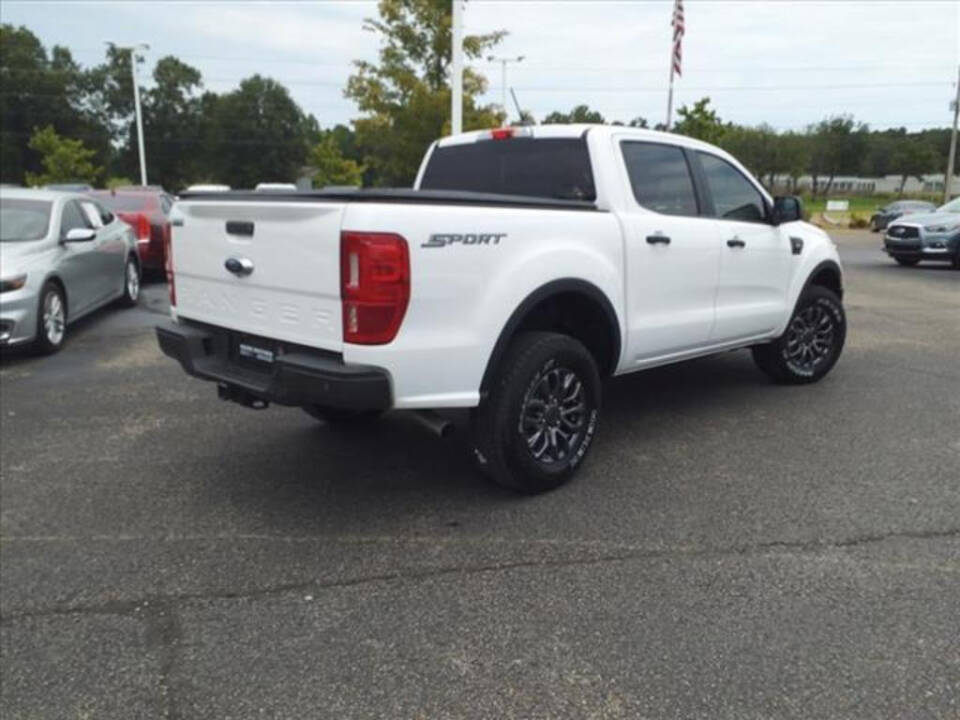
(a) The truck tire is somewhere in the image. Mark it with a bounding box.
[302,406,383,425]
[751,285,845,385]
[471,332,601,493]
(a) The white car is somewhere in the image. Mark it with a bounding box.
[157,125,845,492]
[1,188,141,353]
[254,183,298,192]
[185,184,230,193]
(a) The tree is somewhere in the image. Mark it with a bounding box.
[807,115,869,196]
[0,25,110,183]
[311,134,365,187]
[543,104,605,124]
[346,0,506,186]
[24,125,101,186]
[205,75,312,188]
[672,97,725,145]
[140,56,204,190]
[890,137,937,195]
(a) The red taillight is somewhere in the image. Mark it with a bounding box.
[164,223,175,307]
[490,128,515,140]
[340,231,409,345]
[136,214,150,241]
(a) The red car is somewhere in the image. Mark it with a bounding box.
[89,188,174,274]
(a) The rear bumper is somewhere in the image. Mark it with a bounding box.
[156,320,392,411]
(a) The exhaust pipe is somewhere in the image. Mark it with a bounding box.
[408,410,454,438]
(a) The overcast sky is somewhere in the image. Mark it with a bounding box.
[3,0,959,131]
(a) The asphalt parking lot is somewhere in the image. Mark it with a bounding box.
[1,230,958,719]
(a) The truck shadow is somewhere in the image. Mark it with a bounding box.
[188,349,773,535]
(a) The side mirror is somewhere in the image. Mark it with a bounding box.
[63,228,96,243]
[772,196,803,225]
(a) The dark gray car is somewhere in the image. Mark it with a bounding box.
[869,200,936,232]
[0,188,141,353]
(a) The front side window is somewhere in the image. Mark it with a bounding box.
[79,201,104,228]
[698,152,767,223]
[95,202,114,225]
[620,142,699,216]
[59,201,90,237]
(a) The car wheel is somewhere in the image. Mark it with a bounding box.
[34,281,66,355]
[302,406,383,425]
[752,285,846,385]
[118,255,141,307]
[952,251,960,270]
[471,331,601,494]
[894,256,919,267]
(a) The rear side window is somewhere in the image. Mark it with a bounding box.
[697,152,767,223]
[621,142,699,216]
[420,138,596,201]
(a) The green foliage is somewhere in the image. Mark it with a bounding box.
[345,0,506,186]
[311,135,365,187]
[105,176,135,189]
[807,115,869,195]
[672,97,726,145]
[24,125,101,186]
[3,23,958,193]
[543,104,605,124]
[889,136,937,195]
[848,212,869,229]
[0,24,111,184]
[204,75,312,189]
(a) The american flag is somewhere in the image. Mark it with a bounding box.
[671,0,685,77]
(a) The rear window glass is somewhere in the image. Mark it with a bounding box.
[420,137,596,201]
[0,198,52,242]
[91,192,157,212]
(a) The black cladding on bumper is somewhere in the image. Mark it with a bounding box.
[156,320,392,411]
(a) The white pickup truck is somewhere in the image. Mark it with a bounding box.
[157,124,845,493]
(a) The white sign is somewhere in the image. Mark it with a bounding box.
[826,200,849,212]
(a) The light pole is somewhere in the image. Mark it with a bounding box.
[487,55,524,122]
[451,1,464,135]
[945,64,959,203]
[109,42,149,186]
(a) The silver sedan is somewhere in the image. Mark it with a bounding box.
[1,188,142,353]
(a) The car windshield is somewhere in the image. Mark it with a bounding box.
[936,197,960,213]
[91,192,157,212]
[0,198,52,242]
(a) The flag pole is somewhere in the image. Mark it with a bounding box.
[666,60,675,131]
[666,0,683,131]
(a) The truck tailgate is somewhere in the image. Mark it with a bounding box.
[173,200,344,351]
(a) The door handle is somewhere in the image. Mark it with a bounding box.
[646,234,671,245]
[224,256,254,276]
[726,237,746,248]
